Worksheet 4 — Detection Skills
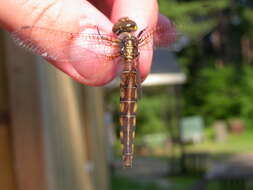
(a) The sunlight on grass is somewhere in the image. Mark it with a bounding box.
[188,130,253,154]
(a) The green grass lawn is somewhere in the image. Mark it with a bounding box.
[168,175,199,190]
[188,130,253,154]
[111,176,162,190]
[169,176,221,190]
[111,175,222,190]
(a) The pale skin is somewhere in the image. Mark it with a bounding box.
[0,0,172,86]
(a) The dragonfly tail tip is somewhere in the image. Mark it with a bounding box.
[123,155,133,168]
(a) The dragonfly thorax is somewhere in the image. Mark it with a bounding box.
[119,33,139,60]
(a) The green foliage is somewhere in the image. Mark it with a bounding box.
[241,7,253,39]
[182,65,253,128]
[137,91,172,136]
[158,0,229,39]
[239,66,253,127]
[158,0,253,128]
[198,66,240,124]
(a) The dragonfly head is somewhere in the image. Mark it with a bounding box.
[112,17,138,35]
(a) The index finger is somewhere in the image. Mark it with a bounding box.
[111,0,158,32]
[111,0,159,81]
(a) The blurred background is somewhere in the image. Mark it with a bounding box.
[0,0,253,190]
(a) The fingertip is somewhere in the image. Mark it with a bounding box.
[139,49,153,81]
[51,58,117,86]
[111,0,159,32]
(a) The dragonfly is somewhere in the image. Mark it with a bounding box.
[12,17,177,168]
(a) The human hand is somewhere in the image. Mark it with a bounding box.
[0,0,174,86]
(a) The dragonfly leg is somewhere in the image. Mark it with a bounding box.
[96,26,120,44]
[137,27,148,38]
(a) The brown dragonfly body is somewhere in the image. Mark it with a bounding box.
[12,16,176,168]
[112,18,140,167]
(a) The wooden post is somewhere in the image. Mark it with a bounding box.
[37,59,94,190]
[3,31,47,190]
[0,30,16,190]
[83,87,110,190]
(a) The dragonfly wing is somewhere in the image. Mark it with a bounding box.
[138,16,177,50]
[133,58,142,100]
[153,16,177,48]
[11,26,120,62]
[12,26,59,60]
[136,67,142,100]
[11,26,121,85]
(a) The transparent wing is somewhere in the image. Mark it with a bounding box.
[11,26,121,63]
[136,67,142,100]
[137,19,178,51]
[133,58,142,100]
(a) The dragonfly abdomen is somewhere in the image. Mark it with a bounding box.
[119,68,138,168]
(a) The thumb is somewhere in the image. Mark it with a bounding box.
[1,0,119,86]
